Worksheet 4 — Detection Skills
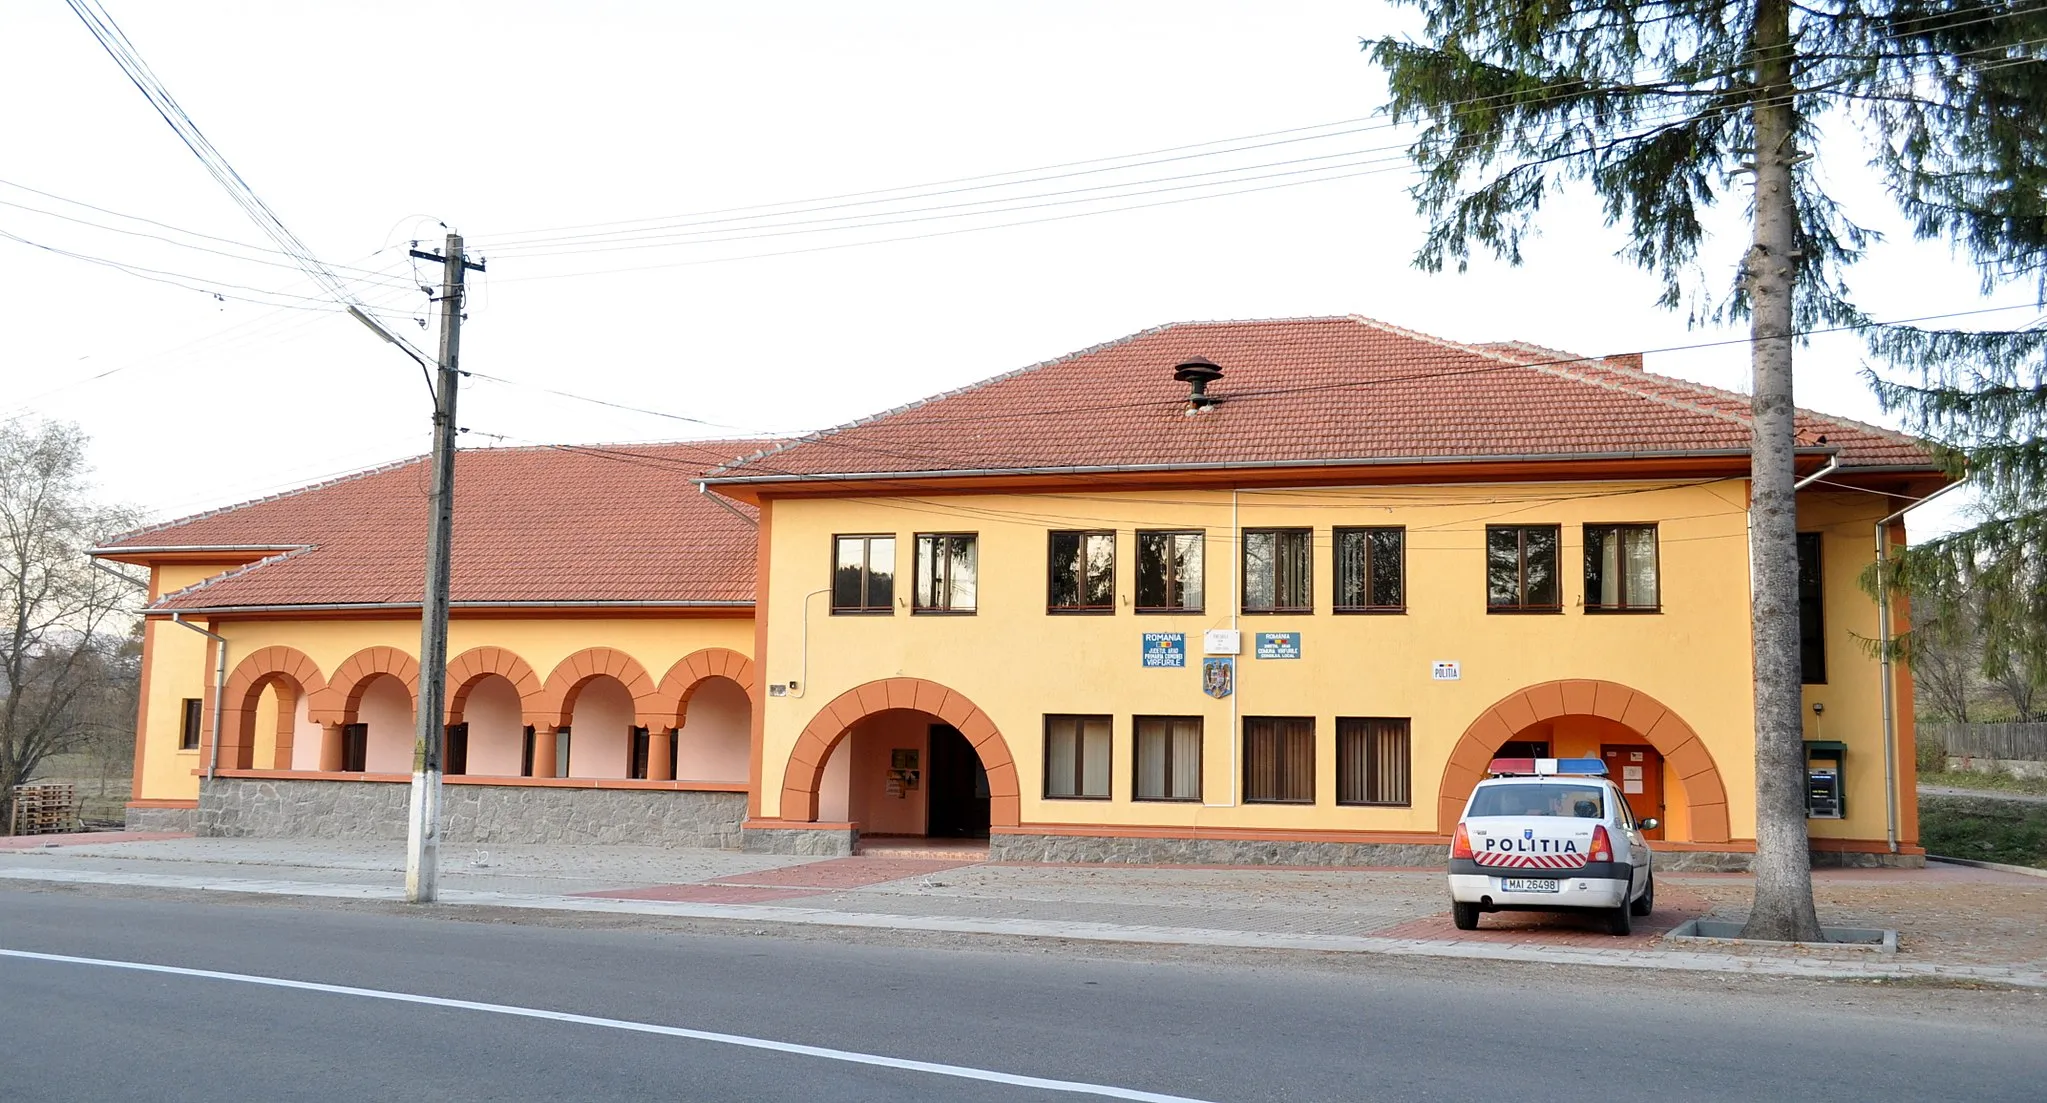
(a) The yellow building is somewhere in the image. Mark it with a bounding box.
[103,316,1940,867]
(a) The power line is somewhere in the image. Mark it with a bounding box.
[63,0,435,373]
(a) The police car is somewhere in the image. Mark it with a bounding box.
[1447,757,1656,935]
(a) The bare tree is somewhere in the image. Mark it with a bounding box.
[1908,596,1979,723]
[0,421,139,834]
[1989,668,2041,723]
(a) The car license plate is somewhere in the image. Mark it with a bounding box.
[1501,878,1560,893]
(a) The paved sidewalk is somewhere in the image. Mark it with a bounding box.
[3,833,2043,989]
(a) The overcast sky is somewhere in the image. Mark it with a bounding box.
[3,1,2026,538]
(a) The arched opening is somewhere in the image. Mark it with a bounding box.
[453,673,526,777]
[782,678,1018,838]
[247,676,320,771]
[677,675,750,783]
[219,646,328,772]
[353,673,417,774]
[564,675,635,780]
[1438,679,1730,844]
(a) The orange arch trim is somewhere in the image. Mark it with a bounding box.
[656,648,757,729]
[536,647,663,729]
[1437,679,1731,843]
[445,645,545,725]
[778,678,1018,827]
[312,646,420,726]
[216,646,328,771]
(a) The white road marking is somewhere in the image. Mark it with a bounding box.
[0,946,1217,1102]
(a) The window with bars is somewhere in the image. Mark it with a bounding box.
[1797,532,1826,684]
[1584,524,1660,612]
[1136,531,1203,613]
[1486,525,1562,612]
[832,534,896,613]
[914,533,979,613]
[179,697,202,750]
[1048,531,1116,613]
[1044,715,1112,799]
[1243,529,1312,613]
[1337,717,1410,806]
[1134,716,1202,801]
[1243,716,1315,803]
[1334,527,1404,612]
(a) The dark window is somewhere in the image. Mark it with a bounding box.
[1044,715,1112,799]
[1048,531,1116,613]
[555,726,573,778]
[520,725,536,777]
[832,534,896,613]
[913,533,978,613]
[445,723,469,776]
[1798,532,1826,684]
[1497,740,1551,759]
[1136,531,1203,613]
[179,697,203,750]
[1243,529,1313,613]
[1337,718,1410,805]
[1334,527,1405,612]
[628,726,651,780]
[1584,524,1660,612]
[341,723,368,772]
[1486,525,1561,612]
[1134,716,1202,801]
[1244,716,1315,803]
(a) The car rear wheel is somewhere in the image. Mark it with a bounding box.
[1605,899,1634,936]
[1452,901,1480,931]
[1630,871,1655,917]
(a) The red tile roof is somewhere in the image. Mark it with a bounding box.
[707,317,1933,481]
[101,441,770,612]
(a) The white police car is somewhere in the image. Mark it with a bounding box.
[1447,757,1656,935]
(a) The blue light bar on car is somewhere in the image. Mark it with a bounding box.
[1487,757,1609,777]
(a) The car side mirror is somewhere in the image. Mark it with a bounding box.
[1639,817,1659,831]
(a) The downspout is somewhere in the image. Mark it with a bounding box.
[169,614,228,781]
[1873,478,1964,855]
[1229,488,1240,807]
[788,588,830,697]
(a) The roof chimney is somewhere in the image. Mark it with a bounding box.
[1173,356,1224,413]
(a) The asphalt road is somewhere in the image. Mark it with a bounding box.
[2,887,2042,1102]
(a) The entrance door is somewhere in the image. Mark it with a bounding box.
[1602,744,1665,840]
[926,724,990,838]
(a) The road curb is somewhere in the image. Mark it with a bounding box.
[4,865,2043,990]
[1928,855,2047,880]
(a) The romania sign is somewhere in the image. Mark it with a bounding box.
[1254,632,1300,660]
[1141,632,1186,668]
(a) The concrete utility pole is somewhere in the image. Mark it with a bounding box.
[405,232,483,904]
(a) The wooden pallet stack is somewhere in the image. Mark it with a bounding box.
[9,782,80,836]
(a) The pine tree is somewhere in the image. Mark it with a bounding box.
[1369,0,2047,939]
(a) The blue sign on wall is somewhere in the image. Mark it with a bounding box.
[1255,632,1301,659]
[1141,632,1186,668]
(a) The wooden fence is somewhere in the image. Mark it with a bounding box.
[1921,722,2047,762]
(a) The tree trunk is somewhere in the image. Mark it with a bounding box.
[1741,0,1826,943]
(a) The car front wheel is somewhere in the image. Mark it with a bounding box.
[1452,901,1480,931]
[1630,871,1655,917]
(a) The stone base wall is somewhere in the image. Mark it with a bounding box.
[125,805,197,833]
[741,824,858,857]
[990,833,1446,868]
[1945,755,2047,780]
[989,832,1915,871]
[198,777,746,848]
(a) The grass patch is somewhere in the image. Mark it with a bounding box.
[1919,768,2047,798]
[1919,796,2047,869]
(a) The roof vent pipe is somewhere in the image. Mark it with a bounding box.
[1174,356,1224,413]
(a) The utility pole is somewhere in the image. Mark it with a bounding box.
[405,232,483,904]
